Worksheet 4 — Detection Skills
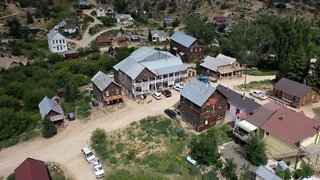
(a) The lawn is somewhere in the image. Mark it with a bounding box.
[244,69,278,76]
[238,79,273,90]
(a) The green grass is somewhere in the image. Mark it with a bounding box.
[238,79,273,90]
[245,69,278,76]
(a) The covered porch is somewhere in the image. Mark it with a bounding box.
[233,120,258,142]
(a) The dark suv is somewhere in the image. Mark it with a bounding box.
[164,109,176,119]
[162,90,172,97]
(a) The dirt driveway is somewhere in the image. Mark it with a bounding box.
[0,76,275,179]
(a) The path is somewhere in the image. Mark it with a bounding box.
[0,76,275,179]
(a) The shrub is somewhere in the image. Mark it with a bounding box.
[244,135,268,166]
[189,166,201,175]
[7,173,15,180]
[91,128,107,145]
[42,115,57,138]
[202,170,218,180]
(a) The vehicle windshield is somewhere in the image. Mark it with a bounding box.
[86,152,93,157]
[95,166,103,171]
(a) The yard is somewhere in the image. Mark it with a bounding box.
[237,79,273,91]
[90,115,235,179]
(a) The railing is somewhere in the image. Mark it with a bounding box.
[232,128,250,142]
[273,151,307,161]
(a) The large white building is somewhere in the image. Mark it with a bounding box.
[47,28,68,53]
[113,47,187,98]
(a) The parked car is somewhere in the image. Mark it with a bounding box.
[162,89,172,97]
[92,160,105,179]
[174,83,184,91]
[250,90,268,100]
[152,92,161,100]
[164,109,176,119]
[81,147,96,163]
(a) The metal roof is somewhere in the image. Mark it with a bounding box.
[47,28,65,42]
[180,78,215,107]
[38,96,64,120]
[170,32,196,48]
[91,71,115,92]
[216,85,260,113]
[113,47,186,79]
[163,18,174,22]
[15,158,50,180]
[274,77,312,98]
[200,54,237,72]
[150,30,166,37]
[236,120,257,133]
[115,14,132,19]
[255,166,282,180]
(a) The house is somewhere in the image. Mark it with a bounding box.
[15,158,50,180]
[180,79,227,132]
[163,17,174,28]
[233,102,320,167]
[47,28,68,53]
[216,84,261,123]
[91,71,122,105]
[255,166,282,180]
[113,46,187,98]
[223,26,232,34]
[200,54,243,79]
[273,77,320,107]
[116,32,129,45]
[212,16,228,26]
[127,32,140,42]
[115,14,133,24]
[79,0,91,7]
[170,32,204,62]
[38,96,65,124]
[64,50,80,59]
[150,30,166,42]
[58,20,67,28]
[63,24,77,34]
[95,4,114,17]
[96,36,113,46]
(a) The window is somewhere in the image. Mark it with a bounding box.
[52,40,55,44]
[236,108,240,114]
[195,48,197,52]
[116,89,119,94]
[205,105,211,112]
[198,48,201,52]
[191,48,193,52]
[56,40,58,44]
[106,91,109,96]
[218,113,224,119]
[205,118,208,125]
[226,103,230,111]
[63,39,65,43]
[59,40,62,43]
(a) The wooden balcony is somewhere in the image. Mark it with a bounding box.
[104,94,122,101]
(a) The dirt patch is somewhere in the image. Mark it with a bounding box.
[0,56,30,69]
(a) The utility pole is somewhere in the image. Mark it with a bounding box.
[244,64,247,93]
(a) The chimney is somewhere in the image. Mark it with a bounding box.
[279,115,285,120]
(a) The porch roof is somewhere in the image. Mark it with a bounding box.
[236,120,257,133]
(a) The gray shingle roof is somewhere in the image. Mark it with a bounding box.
[150,30,166,37]
[216,84,260,113]
[47,28,65,42]
[170,32,196,48]
[200,54,236,72]
[91,71,115,92]
[113,47,186,79]
[38,96,64,119]
[274,77,312,98]
[181,78,215,107]
[255,166,282,180]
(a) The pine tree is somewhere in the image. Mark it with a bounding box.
[42,115,57,138]
[308,59,320,92]
[65,81,80,102]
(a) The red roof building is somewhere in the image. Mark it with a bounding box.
[14,158,50,180]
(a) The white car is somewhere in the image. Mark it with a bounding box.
[81,147,96,163]
[174,83,184,91]
[93,160,105,179]
[152,92,161,100]
[250,90,268,100]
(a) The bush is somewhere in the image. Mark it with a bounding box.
[202,170,218,180]
[7,173,15,180]
[189,166,201,175]
[295,165,314,179]
[91,128,107,145]
[42,115,57,138]
[244,135,268,166]
[222,159,237,180]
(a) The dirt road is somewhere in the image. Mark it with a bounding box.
[0,75,275,179]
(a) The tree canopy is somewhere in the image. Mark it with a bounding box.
[42,115,57,138]
[244,135,268,166]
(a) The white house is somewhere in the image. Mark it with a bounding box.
[95,4,114,17]
[216,84,260,123]
[63,24,77,34]
[150,30,166,42]
[47,28,68,53]
[115,14,133,24]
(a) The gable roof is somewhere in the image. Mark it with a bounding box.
[38,96,64,119]
[96,36,112,43]
[91,71,117,91]
[15,158,50,180]
[255,166,282,180]
[64,24,77,30]
[274,77,312,98]
[47,28,65,41]
[113,46,186,80]
[261,104,320,147]
[170,32,196,48]
[216,84,261,113]
[150,30,166,37]
[200,54,237,72]
[163,18,174,23]
[95,4,113,10]
[244,106,275,128]
[115,14,132,20]
[181,78,216,107]
[213,16,227,23]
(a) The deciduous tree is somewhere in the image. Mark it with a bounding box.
[244,135,268,166]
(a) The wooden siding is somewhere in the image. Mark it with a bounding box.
[273,88,320,107]
[92,82,122,106]
[180,91,227,132]
[170,40,204,62]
